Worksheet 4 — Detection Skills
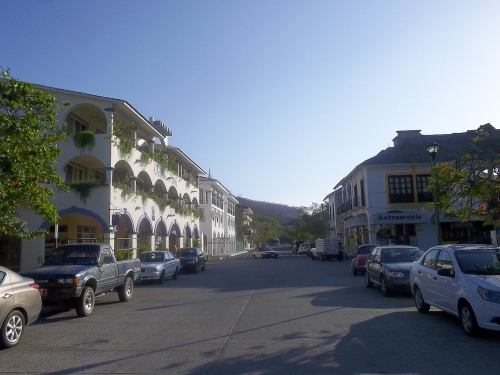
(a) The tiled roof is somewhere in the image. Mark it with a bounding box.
[334,124,500,189]
[360,123,500,166]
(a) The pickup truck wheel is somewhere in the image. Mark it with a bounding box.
[158,270,165,284]
[1,310,25,348]
[194,262,199,273]
[201,262,206,271]
[352,268,357,276]
[118,277,133,302]
[172,267,179,280]
[76,287,95,317]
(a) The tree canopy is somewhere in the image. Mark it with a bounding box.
[251,215,282,244]
[431,127,500,227]
[0,69,69,238]
[287,202,328,242]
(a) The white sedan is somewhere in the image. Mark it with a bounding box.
[139,251,180,283]
[410,244,500,337]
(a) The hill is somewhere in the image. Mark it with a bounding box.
[236,197,298,225]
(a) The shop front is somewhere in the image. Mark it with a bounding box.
[370,212,427,247]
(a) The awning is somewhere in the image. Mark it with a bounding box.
[371,212,426,225]
[346,214,368,228]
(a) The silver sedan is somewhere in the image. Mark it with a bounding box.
[0,266,42,349]
[139,251,180,284]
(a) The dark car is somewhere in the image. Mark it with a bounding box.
[175,247,206,273]
[351,244,378,275]
[365,245,423,296]
[254,246,279,259]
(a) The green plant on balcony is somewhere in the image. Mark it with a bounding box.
[111,119,135,157]
[135,188,152,204]
[170,199,189,216]
[153,195,169,213]
[167,156,178,175]
[190,206,203,219]
[192,238,200,248]
[139,151,151,167]
[153,151,168,174]
[113,179,134,200]
[72,131,95,152]
[68,180,101,204]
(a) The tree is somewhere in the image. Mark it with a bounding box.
[431,126,500,230]
[252,215,282,244]
[235,205,252,241]
[0,69,69,238]
[288,202,328,242]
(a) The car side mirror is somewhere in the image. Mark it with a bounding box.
[437,268,454,277]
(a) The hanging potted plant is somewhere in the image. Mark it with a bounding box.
[73,131,95,152]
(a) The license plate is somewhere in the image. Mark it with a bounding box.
[40,289,48,297]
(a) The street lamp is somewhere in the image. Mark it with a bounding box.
[426,142,441,245]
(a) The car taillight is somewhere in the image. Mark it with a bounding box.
[29,283,40,291]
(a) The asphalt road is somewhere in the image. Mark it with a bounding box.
[2,245,500,375]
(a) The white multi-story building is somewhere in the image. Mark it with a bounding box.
[3,84,206,271]
[328,125,499,254]
[198,177,238,255]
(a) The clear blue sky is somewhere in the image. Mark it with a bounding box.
[2,1,500,207]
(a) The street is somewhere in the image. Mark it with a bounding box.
[2,245,500,375]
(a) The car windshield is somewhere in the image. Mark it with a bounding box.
[44,246,99,265]
[177,249,197,257]
[382,248,423,263]
[0,270,5,284]
[455,250,500,275]
[359,246,376,254]
[140,252,164,262]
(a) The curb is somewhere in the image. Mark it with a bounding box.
[207,250,250,260]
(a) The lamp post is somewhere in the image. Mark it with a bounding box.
[427,142,441,245]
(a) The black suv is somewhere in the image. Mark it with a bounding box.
[175,247,206,273]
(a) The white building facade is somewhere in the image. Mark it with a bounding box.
[3,84,206,271]
[198,177,238,255]
[328,126,499,254]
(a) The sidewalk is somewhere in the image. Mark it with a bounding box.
[207,250,250,261]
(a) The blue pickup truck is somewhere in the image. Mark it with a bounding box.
[21,243,141,317]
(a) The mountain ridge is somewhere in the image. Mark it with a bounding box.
[236,197,298,225]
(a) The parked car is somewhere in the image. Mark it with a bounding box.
[298,243,310,255]
[351,244,378,275]
[253,246,279,259]
[140,251,180,284]
[458,235,491,245]
[365,245,423,296]
[292,241,304,254]
[21,243,141,317]
[175,247,206,273]
[0,266,42,349]
[410,244,500,337]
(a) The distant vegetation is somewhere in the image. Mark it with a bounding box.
[236,198,328,244]
[236,197,298,225]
